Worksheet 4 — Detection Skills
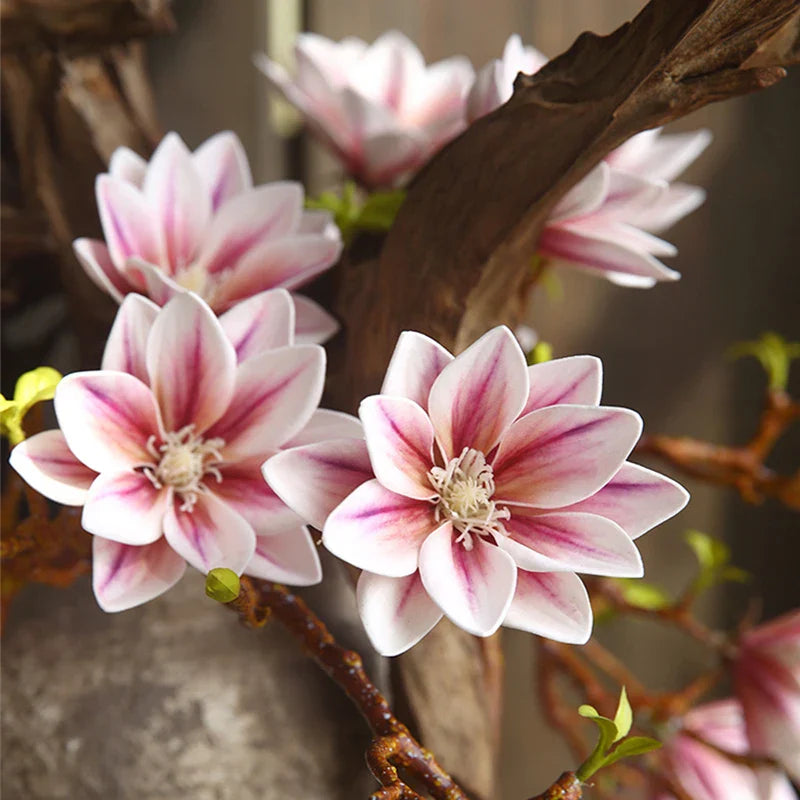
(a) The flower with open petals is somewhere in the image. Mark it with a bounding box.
[73,131,341,344]
[733,610,800,782]
[468,35,710,287]
[658,700,797,800]
[256,31,474,188]
[10,291,336,611]
[265,326,688,655]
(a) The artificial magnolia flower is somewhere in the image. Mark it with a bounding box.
[469,34,711,287]
[256,31,474,188]
[73,131,341,344]
[265,327,689,655]
[733,610,800,782]
[657,700,797,800]
[10,291,335,611]
[466,34,547,122]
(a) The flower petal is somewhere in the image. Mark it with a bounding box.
[146,292,237,433]
[82,471,170,545]
[245,521,322,586]
[381,330,453,410]
[357,571,442,656]
[142,133,210,272]
[611,129,712,183]
[549,163,610,222]
[163,491,255,574]
[92,536,186,612]
[359,395,436,500]
[628,182,706,233]
[9,430,97,506]
[196,182,304,275]
[291,294,340,345]
[286,408,363,447]
[503,570,592,644]
[205,344,325,460]
[214,234,342,308]
[564,462,689,539]
[192,131,253,211]
[264,438,373,530]
[55,371,160,472]
[501,510,644,577]
[95,176,163,270]
[219,288,294,362]
[428,325,528,458]
[73,238,137,302]
[419,525,517,637]
[493,405,642,508]
[214,458,301,532]
[538,223,680,286]
[102,293,160,382]
[521,355,602,416]
[108,147,147,187]
[127,258,182,305]
[323,479,436,577]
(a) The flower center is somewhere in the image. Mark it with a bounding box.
[428,448,510,550]
[142,425,225,511]
[174,262,223,307]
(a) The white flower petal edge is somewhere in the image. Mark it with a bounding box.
[357,571,443,657]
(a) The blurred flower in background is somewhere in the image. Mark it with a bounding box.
[74,131,341,343]
[256,31,474,187]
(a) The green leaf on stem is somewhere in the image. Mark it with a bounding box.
[684,529,749,594]
[576,686,661,783]
[0,366,62,445]
[728,331,800,391]
[613,579,672,611]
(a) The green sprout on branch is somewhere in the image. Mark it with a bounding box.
[728,331,800,391]
[0,366,62,446]
[306,181,406,244]
[684,529,748,595]
[575,687,661,783]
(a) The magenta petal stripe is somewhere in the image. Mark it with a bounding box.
[381,331,453,410]
[521,355,602,417]
[102,294,159,382]
[492,404,642,509]
[55,371,161,473]
[218,288,295,362]
[93,537,186,612]
[359,395,436,500]
[357,571,443,657]
[323,479,438,577]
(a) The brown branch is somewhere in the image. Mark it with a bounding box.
[526,772,582,800]
[226,578,470,800]
[637,388,800,508]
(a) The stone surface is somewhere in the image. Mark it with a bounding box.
[2,564,377,799]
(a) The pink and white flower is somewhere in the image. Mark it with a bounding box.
[466,34,547,122]
[255,31,475,188]
[468,35,711,287]
[658,700,797,800]
[265,326,689,655]
[73,131,341,344]
[734,610,800,782]
[9,291,337,611]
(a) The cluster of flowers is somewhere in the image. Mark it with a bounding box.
[7,28,798,797]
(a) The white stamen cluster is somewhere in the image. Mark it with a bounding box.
[428,447,510,550]
[142,424,225,511]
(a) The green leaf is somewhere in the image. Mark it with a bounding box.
[578,705,618,755]
[614,579,672,611]
[205,568,241,603]
[685,529,728,570]
[605,736,662,765]
[1,366,63,445]
[728,331,800,391]
[612,687,632,742]
[357,190,406,230]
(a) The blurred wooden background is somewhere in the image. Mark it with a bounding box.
[2,1,798,798]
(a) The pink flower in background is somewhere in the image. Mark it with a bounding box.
[10,292,338,611]
[468,34,711,287]
[73,131,341,344]
[265,327,688,655]
[256,31,474,187]
[466,34,547,122]
[734,610,800,782]
[658,700,797,800]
